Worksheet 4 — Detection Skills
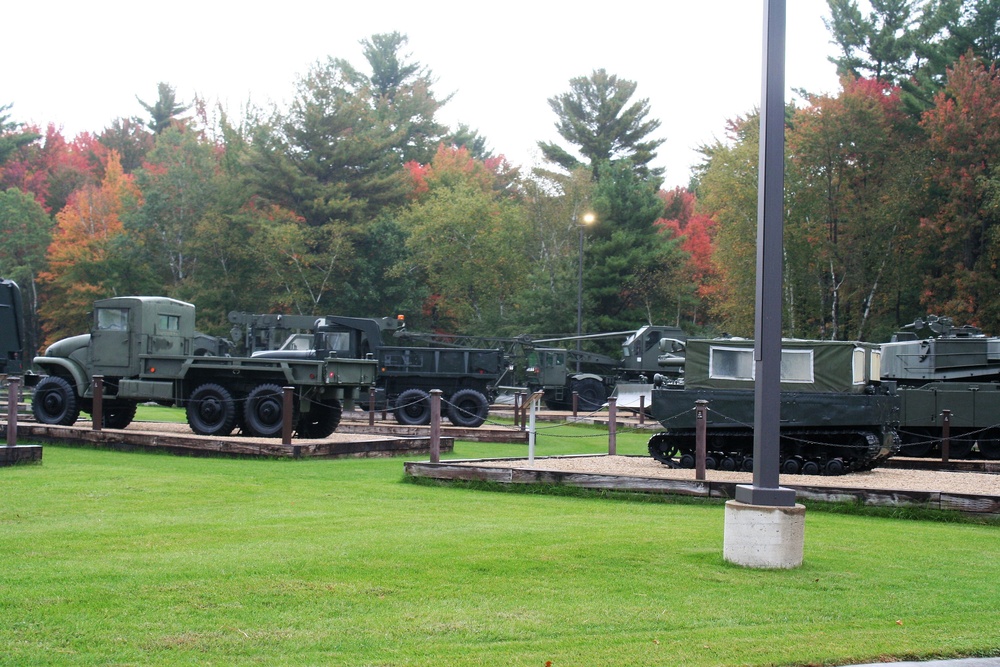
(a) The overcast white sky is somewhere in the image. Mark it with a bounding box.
[3,0,842,190]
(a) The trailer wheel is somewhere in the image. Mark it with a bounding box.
[572,378,607,411]
[32,375,80,425]
[186,383,237,436]
[447,389,489,428]
[394,388,431,426]
[244,384,293,438]
[296,399,342,439]
[102,401,137,429]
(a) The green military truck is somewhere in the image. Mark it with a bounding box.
[523,325,687,411]
[229,312,507,428]
[31,296,377,438]
[0,279,26,376]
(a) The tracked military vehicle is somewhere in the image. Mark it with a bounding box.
[647,338,899,475]
[881,316,1000,459]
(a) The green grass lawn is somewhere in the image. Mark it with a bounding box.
[1,420,998,666]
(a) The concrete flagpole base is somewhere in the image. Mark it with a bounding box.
[723,499,805,569]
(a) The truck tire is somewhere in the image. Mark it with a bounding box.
[296,399,342,439]
[394,388,431,426]
[244,383,293,438]
[186,383,238,436]
[447,389,489,428]
[573,378,607,411]
[33,375,81,425]
[102,401,137,429]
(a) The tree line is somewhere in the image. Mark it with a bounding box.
[2,1,1000,362]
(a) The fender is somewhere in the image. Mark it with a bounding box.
[32,357,90,398]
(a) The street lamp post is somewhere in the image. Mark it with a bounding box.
[576,212,595,372]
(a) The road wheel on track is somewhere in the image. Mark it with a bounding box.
[102,401,137,429]
[572,378,607,412]
[244,384,292,438]
[32,376,80,425]
[801,460,821,475]
[186,383,237,436]
[296,399,342,439]
[394,388,431,426]
[447,389,489,428]
[781,458,801,475]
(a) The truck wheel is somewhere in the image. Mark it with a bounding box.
[394,388,431,426]
[447,389,489,428]
[32,375,80,425]
[186,383,237,436]
[573,378,607,411]
[296,399,342,439]
[244,384,293,438]
[103,401,137,429]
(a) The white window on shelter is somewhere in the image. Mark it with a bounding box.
[709,346,754,380]
[779,349,814,383]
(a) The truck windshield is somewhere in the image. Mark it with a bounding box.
[96,308,129,331]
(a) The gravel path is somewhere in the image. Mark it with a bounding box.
[462,455,1000,496]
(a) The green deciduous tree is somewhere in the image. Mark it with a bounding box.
[398,146,530,333]
[0,187,52,357]
[538,69,664,185]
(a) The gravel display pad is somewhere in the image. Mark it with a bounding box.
[460,454,1000,497]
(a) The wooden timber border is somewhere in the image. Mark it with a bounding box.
[14,422,452,459]
[404,456,1000,516]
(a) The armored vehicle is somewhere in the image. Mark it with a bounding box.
[881,316,1000,459]
[647,338,899,475]
[32,297,376,438]
[230,312,506,428]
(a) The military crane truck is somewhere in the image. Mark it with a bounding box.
[228,312,507,428]
[520,325,686,411]
[32,296,376,438]
[393,324,686,412]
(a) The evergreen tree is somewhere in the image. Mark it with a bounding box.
[538,69,664,185]
[137,82,190,134]
[584,162,680,334]
[0,103,40,165]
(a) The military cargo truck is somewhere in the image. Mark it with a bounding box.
[229,312,506,428]
[647,338,899,475]
[32,297,376,438]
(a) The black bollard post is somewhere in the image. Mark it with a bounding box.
[7,376,20,446]
[282,386,294,445]
[941,409,951,464]
[92,376,104,431]
[608,397,617,456]
[429,389,442,463]
[368,387,376,427]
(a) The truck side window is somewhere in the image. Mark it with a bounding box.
[158,314,180,331]
[97,308,129,331]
